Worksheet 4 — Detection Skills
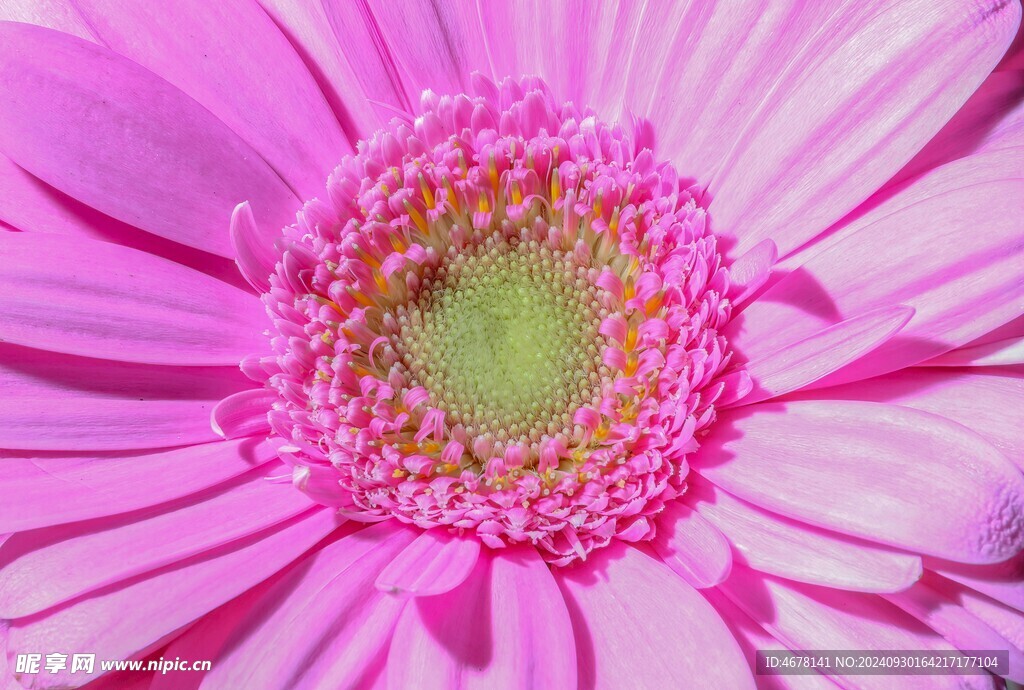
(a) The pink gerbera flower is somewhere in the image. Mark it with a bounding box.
[1,1,1023,689]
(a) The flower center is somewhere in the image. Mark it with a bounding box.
[391,239,607,460]
[257,76,744,565]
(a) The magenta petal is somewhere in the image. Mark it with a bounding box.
[202,521,415,690]
[734,305,914,406]
[691,479,922,593]
[0,233,266,364]
[71,0,350,199]
[695,401,1024,564]
[0,439,276,533]
[557,544,754,690]
[387,546,576,690]
[0,0,95,39]
[929,553,1024,614]
[211,389,275,440]
[926,337,1024,367]
[719,566,995,690]
[706,0,1020,258]
[5,508,342,689]
[652,500,732,589]
[727,239,777,307]
[0,462,314,617]
[0,23,297,257]
[230,201,277,293]
[375,529,480,598]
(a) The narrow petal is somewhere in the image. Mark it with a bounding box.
[652,500,733,589]
[719,566,995,690]
[0,233,266,365]
[928,552,1024,615]
[202,521,415,690]
[926,337,1024,367]
[0,23,297,257]
[727,239,777,307]
[0,439,275,533]
[375,529,480,598]
[229,202,276,293]
[690,479,922,593]
[884,574,1024,682]
[0,0,94,39]
[729,179,1024,385]
[5,508,342,689]
[791,367,1024,472]
[0,397,219,451]
[734,305,914,406]
[387,546,576,690]
[705,0,1020,257]
[211,389,275,440]
[694,401,1024,564]
[557,544,754,690]
[0,462,314,617]
[72,0,350,199]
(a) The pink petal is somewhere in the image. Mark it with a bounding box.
[387,546,576,690]
[694,401,1024,564]
[211,389,276,440]
[792,367,1024,472]
[229,201,277,293]
[926,337,1024,367]
[705,0,1020,257]
[0,0,95,39]
[729,179,1024,386]
[202,521,415,690]
[727,239,777,307]
[0,233,267,365]
[652,500,732,589]
[0,155,246,289]
[0,23,297,257]
[0,439,275,533]
[256,0,385,138]
[5,508,343,689]
[375,529,480,598]
[0,462,314,617]
[884,573,1024,682]
[928,552,1024,615]
[71,0,350,200]
[734,305,914,406]
[0,397,219,451]
[690,478,922,593]
[557,543,754,690]
[719,566,996,690]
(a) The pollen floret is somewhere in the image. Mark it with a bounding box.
[256,76,745,564]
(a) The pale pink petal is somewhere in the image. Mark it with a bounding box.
[792,367,1024,472]
[211,389,275,440]
[0,397,219,451]
[701,588,835,690]
[729,179,1024,385]
[690,479,922,593]
[557,544,754,690]
[5,508,343,689]
[0,23,298,257]
[705,0,1020,257]
[733,305,914,406]
[356,0,490,99]
[952,581,1024,658]
[202,521,415,690]
[256,0,385,138]
[71,0,350,199]
[387,546,576,690]
[926,337,1024,367]
[884,573,1024,682]
[0,439,274,533]
[375,529,480,598]
[0,155,247,289]
[694,401,1024,564]
[0,233,266,364]
[229,201,277,293]
[0,0,94,39]
[929,553,1024,614]
[0,462,314,617]
[652,500,732,589]
[719,566,996,690]
[727,239,777,307]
